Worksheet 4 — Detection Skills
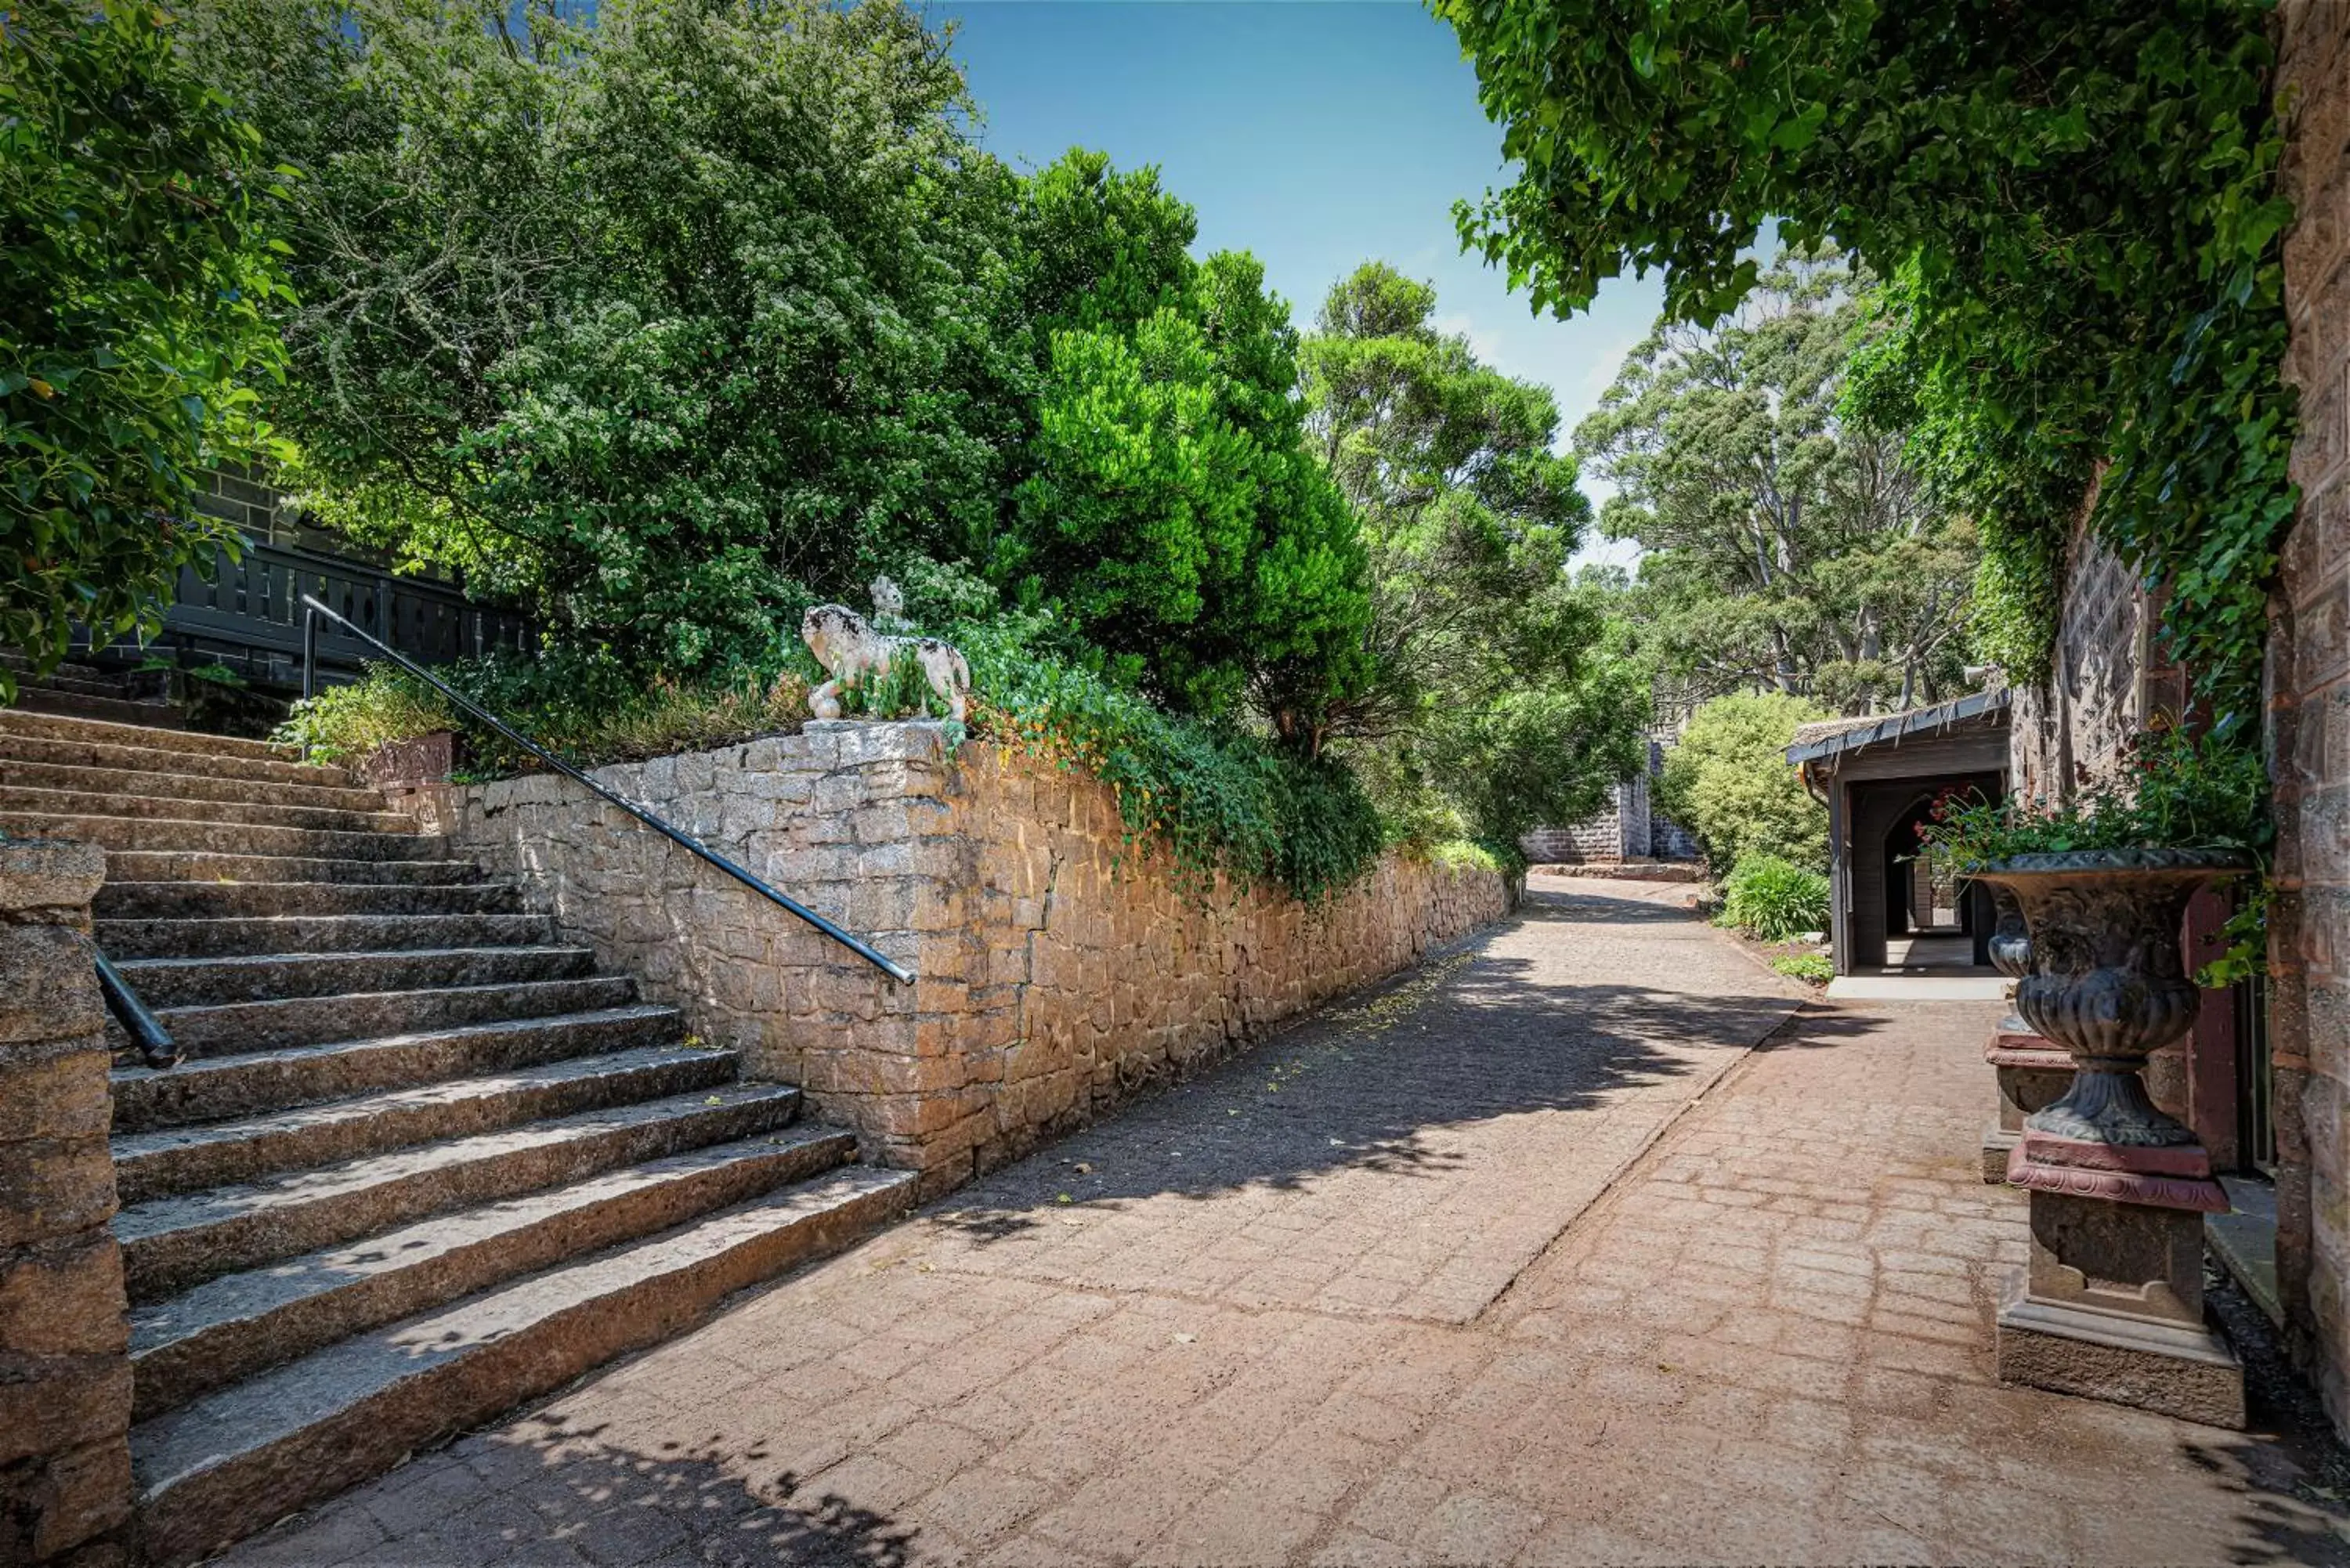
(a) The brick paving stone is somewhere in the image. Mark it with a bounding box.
[220,877,2350,1567]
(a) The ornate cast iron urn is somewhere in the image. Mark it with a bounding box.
[1985,883,2034,1035]
[1970,848,2252,1429]
[1974,850,2249,1152]
[1976,881,2073,1183]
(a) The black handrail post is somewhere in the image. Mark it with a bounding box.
[295,594,915,986]
[302,604,318,701]
[96,948,178,1068]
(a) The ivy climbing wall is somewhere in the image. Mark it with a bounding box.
[2272,0,2350,1441]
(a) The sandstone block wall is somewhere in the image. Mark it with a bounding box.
[2273,0,2350,1437]
[427,722,1510,1192]
[0,840,132,1566]
[2008,509,2189,806]
[1520,740,1696,864]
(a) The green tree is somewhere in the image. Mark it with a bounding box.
[199,0,1026,672]
[1299,259,1643,843]
[996,160,1372,738]
[1655,692,1832,874]
[1575,253,1976,717]
[1,0,293,695]
[1434,0,2294,725]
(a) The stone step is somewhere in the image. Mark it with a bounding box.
[0,705,287,761]
[113,1043,743,1204]
[11,668,135,699]
[119,944,599,1009]
[128,1129,860,1421]
[8,686,186,728]
[112,1004,687,1133]
[157,974,640,1057]
[97,911,557,960]
[115,1082,806,1302]
[96,879,522,921]
[99,850,482,887]
[131,1165,917,1566]
[0,650,112,685]
[0,810,442,861]
[0,756,389,814]
[0,729,354,789]
[0,782,414,836]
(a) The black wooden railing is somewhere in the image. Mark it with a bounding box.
[148,541,533,683]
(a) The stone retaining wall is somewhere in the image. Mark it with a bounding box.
[421,723,1511,1193]
[0,840,131,1566]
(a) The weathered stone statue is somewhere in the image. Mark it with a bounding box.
[801,601,971,724]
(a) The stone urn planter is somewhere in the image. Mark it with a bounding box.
[1977,882,2073,1183]
[1969,847,2253,1429]
[1975,849,2249,1152]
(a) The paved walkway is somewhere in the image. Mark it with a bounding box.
[223,879,2350,1566]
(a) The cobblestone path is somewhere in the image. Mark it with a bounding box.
[222,879,2350,1566]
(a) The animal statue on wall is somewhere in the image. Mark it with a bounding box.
[801,584,971,723]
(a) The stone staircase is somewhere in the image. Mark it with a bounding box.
[2,650,184,728]
[0,706,917,1566]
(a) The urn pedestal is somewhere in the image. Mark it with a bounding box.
[1980,885,2074,1182]
[1975,851,2249,1429]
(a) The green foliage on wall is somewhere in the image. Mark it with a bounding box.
[1436,0,2296,728]
[0,0,295,697]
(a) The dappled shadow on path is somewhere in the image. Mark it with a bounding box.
[2185,1266,2350,1567]
[222,1411,926,1567]
[929,883,1878,1244]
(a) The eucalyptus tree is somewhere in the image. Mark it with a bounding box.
[1575,253,1976,717]
[1300,261,1646,844]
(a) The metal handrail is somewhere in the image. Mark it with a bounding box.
[96,948,179,1068]
[298,594,914,985]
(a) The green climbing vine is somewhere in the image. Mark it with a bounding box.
[1437,0,2300,728]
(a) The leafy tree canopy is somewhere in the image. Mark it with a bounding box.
[1577,251,1976,717]
[1300,260,1647,845]
[197,0,1025,672]
[995,160,1374,737]
[1655,692,1832,874]
[1436,0,2294,726]
[1,0,294,696]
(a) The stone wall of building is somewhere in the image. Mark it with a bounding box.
[0,840,132,1566]
[421,723,1511,1194]
[1520,739,1697,864]
[2272,0,2350,1437]
[2007,508,2190,807]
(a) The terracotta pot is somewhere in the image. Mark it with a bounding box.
[1972,849,2250,1147]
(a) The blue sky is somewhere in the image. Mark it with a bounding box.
[928,2,1663,560]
